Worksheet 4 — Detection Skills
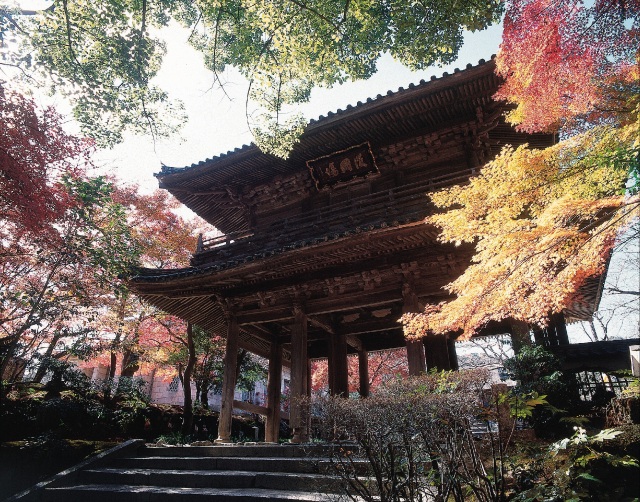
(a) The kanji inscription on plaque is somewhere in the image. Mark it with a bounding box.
[307,143,378,189]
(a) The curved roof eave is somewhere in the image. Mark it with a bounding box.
[155,56,499,188]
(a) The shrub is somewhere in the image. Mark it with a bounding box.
[312,369,528,502]
[503,345,582,437]
[513,426,639,501]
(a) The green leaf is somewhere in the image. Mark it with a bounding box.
[591,429,623,442]
[576,472,602,484]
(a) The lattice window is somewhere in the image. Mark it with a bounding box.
[168,376,180,392]
[574,371,633,401]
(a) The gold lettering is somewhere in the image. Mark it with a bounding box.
[339,157,353,173]
[325,162,339,177]
[354,153,368,170]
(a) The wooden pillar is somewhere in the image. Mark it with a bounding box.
[289,305,308,443]
[216,310,239,443]
[447,335,459,371]
[407,340,427,376]
[551,312,570,345]
[328,332,348,397]
[424,334,452,371]
[532,325,546,346]
[509,319,531,354]
[358,350,370,397]
[403,284,426,375]
[533,313,570,347]
[265,340,282,443]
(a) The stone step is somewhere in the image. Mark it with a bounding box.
[111,456,333,474]
[78,467,345,493]
[30,441,369,501]
[44,484,331,501]
[139,445,335,458]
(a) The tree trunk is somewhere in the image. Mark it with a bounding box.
[181,323,196,436]
[235,349,247,382]
[201,379,210,408]
[116,350,140,396]
[195,380,202,404]
[509,320,532,354]
[106,295,127,403]
[120,349,139,378]
[103,349,118,406]
[109,350,118,380]
[33,333,63,383]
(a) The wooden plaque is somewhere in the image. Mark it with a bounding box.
[307,143,378,189]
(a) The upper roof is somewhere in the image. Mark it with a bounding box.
[158,57,497,176]
[155,56,533,234]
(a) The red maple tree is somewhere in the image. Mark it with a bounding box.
[0,89,92,234]
[495,0,639,133]
[311,348,409,395]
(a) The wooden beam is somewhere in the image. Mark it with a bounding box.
[209,239,438,299]
[307,289,401,316]
[237,307,293,325]
[341,317,402,336]
[237,339,269,359]
[346,335,363,351]
[237,289,401,325]
[308,314,335,335]
[240,325,276,344]
[233,400,269,417]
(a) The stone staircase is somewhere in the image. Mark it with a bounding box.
[36,441,349,501]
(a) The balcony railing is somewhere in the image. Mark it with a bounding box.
[192,167,475,265]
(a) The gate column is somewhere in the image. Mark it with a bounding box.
[289,304,308,443]
[358,349,370,397]
[265,339,282,443]
[403,284,426,375]
[216,305,239,443]
[328,331,349,397]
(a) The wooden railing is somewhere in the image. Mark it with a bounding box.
[232,399,290,420]
[197,230,254,252]
[194,167,476,259]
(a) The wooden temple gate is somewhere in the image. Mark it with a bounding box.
[130,58,598,443]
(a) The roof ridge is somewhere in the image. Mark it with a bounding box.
[307,55,496,126]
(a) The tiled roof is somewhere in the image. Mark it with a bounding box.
[158,58,497,176]
[132,214,423,283]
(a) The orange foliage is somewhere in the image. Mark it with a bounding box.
[403,125,639,340]
[112,186,209,269]
[403,2,639,341]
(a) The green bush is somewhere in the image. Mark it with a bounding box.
[503,345,583,437]
[514,426,639,501]
[312,369,524,502]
